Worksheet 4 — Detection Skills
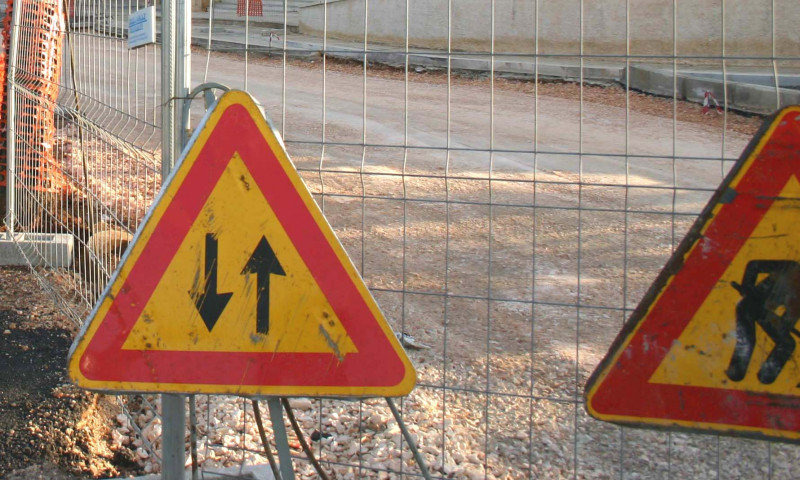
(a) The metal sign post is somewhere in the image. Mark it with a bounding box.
[161,0,191,478]
[161,394,186,479]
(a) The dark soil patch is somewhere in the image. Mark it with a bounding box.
[0,267,138,479]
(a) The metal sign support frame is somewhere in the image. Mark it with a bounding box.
[259,396,433,480]
[267,398,297,480]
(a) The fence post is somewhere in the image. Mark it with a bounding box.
[161,0,191,478]
[162,0,191,177]
[4,0,22,233]
[162,0,175,177]
[177,0,191,149]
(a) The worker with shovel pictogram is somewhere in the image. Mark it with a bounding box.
[726,260,800,384]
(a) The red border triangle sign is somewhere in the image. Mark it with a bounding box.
[585,106,800,442]
[68,90,416,397]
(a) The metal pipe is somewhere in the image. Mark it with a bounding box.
[386,397,432,480]
[176,0,191,150]
[5,0,23,233]
[161,2,191,478]
[161,0,176,178]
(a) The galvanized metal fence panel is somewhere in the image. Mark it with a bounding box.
[6,0,800,478]
[7,0,161,320]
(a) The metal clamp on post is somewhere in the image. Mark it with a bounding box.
[180,82,231,144]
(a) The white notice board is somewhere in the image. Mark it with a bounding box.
[128,6,156,49]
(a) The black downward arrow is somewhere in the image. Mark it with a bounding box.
[242,236,286,335]
[190,233,233,332]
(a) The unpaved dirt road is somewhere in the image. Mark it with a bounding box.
[195,52,754,208]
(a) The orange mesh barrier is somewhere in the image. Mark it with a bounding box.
[0,0,11,215]
[237,0,263,16]
[13,0,71,195]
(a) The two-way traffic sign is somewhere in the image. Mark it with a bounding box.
[68,90,416,397]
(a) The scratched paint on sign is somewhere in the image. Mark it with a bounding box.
[122,153,357,355]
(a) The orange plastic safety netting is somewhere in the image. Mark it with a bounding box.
[0,0,73,223]
[237,0,262,17]
[13,0,71,196]
[0,0,10,216]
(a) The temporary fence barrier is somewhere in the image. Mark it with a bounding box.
[4,0,800,478]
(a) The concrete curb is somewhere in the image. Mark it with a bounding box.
[627,65,800,114]
[0,232,73,267]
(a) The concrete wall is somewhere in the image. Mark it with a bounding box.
[300,0,800,60]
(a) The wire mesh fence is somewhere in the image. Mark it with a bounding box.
[5,0,165,474]
[6,0,161,320]
[5,0,800,478]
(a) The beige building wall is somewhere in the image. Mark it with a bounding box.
[300,0,799,61]
[193,0,211,12]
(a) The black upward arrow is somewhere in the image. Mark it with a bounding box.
[242,236,286,335]
[190,233,233,332]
